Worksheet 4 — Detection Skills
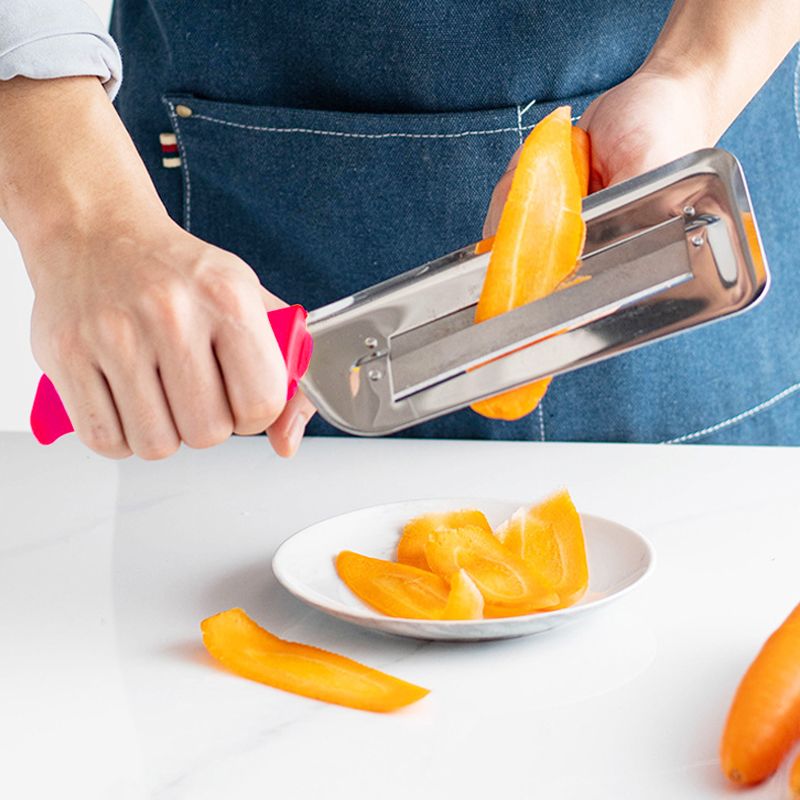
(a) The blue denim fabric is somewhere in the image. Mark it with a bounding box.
[111,2,800,444]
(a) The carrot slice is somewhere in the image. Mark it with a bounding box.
[441,569,485,620]
[471,106,587,421]
[397,509,493,570]
[720,602,800,785]
[201,608,428,713]
[496,489,589,608]
[336,550,450,619]
[475,236,495,255]
[424,524,559,610]
[790,751,800,798]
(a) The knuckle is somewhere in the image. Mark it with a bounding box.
[49,325,83,366]
[234,396,284,433]
[135,436,180,461]
[197,270,252,323]
[141,281,190,340]
[95,309,138,358]
[80,422,130,459]
[183,419,233,450]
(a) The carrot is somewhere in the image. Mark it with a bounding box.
[720,602,800,785]
[201,608,428,712]
[471,107,588,421]
[791,750,800,798]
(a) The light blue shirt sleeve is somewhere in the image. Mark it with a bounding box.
[0,0,122,99]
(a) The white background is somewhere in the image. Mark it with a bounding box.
[0,0,112,431]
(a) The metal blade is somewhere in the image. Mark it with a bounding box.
[389,216,692,399]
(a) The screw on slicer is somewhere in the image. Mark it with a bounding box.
[691,235,704,247]
[364,337,378,349]
[683,205,696,217]
[368,368,383,381]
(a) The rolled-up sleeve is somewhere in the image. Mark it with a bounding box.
[0,0,122,99]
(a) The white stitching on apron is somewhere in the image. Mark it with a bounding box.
[166,102,192,231]
[519,98,538,117]
[185,113,538,140]
[661,381,800,444]
[537,404,546,442]
[515,104,524,147]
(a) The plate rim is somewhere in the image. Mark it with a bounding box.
[272,496,656,629]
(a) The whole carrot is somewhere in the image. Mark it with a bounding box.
[790,750,800,798]
[720,603,800,785]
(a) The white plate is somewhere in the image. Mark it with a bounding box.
[272,498,655,641]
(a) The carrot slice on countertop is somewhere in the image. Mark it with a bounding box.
[397,509,493,570]
[441,569,485,620]
[496,489,589,608]
[720,602,800,785]
[424,524,559,610]
[336,550,450,619]
[471,107,588,421]
[201,608,428,713]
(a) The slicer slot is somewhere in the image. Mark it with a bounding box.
[389,216,694,400]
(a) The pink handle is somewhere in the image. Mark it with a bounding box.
[30,304,313,446]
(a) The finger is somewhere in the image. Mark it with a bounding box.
[158,344,234,449]
[267,389,317,458]
[213,296,288,435]
[53,366,132,458]
[483,167,515,238]
[101,358,181,460]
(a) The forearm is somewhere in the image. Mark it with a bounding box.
[0,76,166,284]
[641,1,800,140]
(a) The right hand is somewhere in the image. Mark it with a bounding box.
[28,212,313,460]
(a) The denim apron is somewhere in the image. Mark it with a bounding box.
[110,2,800,444]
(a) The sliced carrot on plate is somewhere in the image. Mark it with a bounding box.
[397,509,492,570]
[496,489,589,608]
[201,608,428,713]
[471,106,588,421]
[336,550,449,619]
[720,602,800,785]
[441,569,485,620]
[424,523,559,610]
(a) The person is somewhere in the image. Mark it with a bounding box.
[1,1,798,460]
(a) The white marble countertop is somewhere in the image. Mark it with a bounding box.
[1,432,799,799]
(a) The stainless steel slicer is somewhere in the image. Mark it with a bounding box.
[300,148,769,435]
[30,148,770,446]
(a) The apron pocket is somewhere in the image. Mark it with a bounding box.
[162,92,595,310]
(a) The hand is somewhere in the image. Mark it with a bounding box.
[28,211,315,460]
[484,69,717,235]
[0,76,314,461]
[576,69,718,192]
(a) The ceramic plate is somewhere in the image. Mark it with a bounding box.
[272,498,654,641]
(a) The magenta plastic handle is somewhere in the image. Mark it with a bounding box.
[30,304,313,445]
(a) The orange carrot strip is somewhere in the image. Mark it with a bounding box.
[336,550,450,619]
[201,608,428,713]
[720,603,800,785]
[471,107,587,421]
[424,523,559,610]
[496,489,589,608]
[397,509,492,570]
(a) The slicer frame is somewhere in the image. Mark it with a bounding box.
[301,148,769,436]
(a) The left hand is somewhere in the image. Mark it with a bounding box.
[484,68,718,235]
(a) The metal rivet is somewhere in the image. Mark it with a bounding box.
[692,235,704,247]
[175,104,193,118]
[364,337,378,349]
[683,205,695,217]
[368,368,383,381]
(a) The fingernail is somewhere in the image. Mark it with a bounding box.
[286,413,308,455]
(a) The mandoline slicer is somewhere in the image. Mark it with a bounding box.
[298,148,768,435]
[30,148,769,444]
